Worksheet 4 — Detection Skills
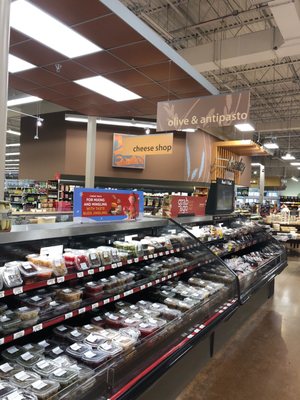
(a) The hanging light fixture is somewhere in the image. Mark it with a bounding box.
[281,133,295,160]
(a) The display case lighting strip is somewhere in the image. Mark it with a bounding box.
[0,252,212,346]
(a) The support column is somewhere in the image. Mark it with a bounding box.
[85,116,97,188]
[259,164,265,205]
[0,0,11,200]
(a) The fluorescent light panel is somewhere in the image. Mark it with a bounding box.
[290,162,300,166]
[251,163,262,166]
[6,152,20,156]
[8,54,36,73]
[6,143,20,147]
[5,159,20,162]
[74,76,141,102]
[263,142,279,149]
[10,0,101,58]
[7,96,41,106]
[234,123,255,132]
[7,130,21,136]
[281,153,295,160]
[5,164,19,167]
[291,176,299,182]
[65,114,156,129]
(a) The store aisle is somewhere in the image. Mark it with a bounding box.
[177,259,300,400]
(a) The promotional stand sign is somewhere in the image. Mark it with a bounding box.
[73,188,144,222]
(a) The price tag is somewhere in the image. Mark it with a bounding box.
[80,262,88,270]
[47,279,55,286]
[117,262,123,267]
[143,255,148,260]
[184,268,188,273]
[8,393,23,400]
[33,324,43,332]
[127,259,133,264]
[155,279,160,284]
[0,291,4,298]
[170,249,174,254]
[195,328,200,333]
[134,258,139,263]
[77,271,84,278]
[0,338,5,345]
[112,263,117,269]
[199,324,205,329]
[57,276,65,283]
[13,287,23,295]
[147,282,152,287]
[159,252,164,256]
[124,289,133,296]
[154,254,158,258]
[140,285,146,290]
[161,277,166,281]
[103,298,110,305]
[176,248,180,252]
[88,269,95,275]
[149,254,154,259]
[91,303,98,310]
[14,331,25,339]
[182,247,186,251]
[64,312,73,319]
[173,272,178,277]
[165,251,170,255]
[114,295,120,301]
[167,275,172,279]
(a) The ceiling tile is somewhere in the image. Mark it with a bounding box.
[103,69,153,88]
[75,15,144,50]
[9,29,29,46]
[10,40,67,66]
[53,97,83,110]
[44,60,96,81]
[133,84,170,98]
[75,93,115,106]
[9,74,42,92]
[28,87,67,101]
[50,82,92,97]
[177,89,210,98]
[30,0,111,26]
[111,41,168,67]
[15,68,67,87]
[74,52,129,75]
[138,62,188,82]
[161,78,204,95]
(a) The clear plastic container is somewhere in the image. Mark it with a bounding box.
[2,389,38,400]
[0,313,22,335]
[29,379,60,400]
[57,288,82,302]
[65,328,87,343]
[96,247,113,266]
[69,363,94,383]
[91,315,105,327]
[32,359,58,378]
[99,329,120,340]
[15,307,40,321]
[98,341,123,357]
[87,249,101,268]
[81,349,108,368]
[10,370,41,389]
[49,368,78,389]
[53,324,73,340]
[22,295,52,309]
[2,345,24,361]
[114,335,137,351]
[18,262,39,280]
[39,301,69,319]
[51,355,76,368]
[119,327,141,340]
[0,302,8,314]
[84,333,107,348]
[46,345,65,359]
[104,313,123,329]
[74,253,90,271]
[65,343,92,360]
[2,264,23,288]
[0,362,24,379]
[84,282,103,296]
[137,321,158,337]
[22,344,44,355]
[0,381,16,397]
[16,352,41,369]
[37,341,51,351]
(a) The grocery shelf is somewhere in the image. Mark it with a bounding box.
[0,244,196,299]
[0,254,215,346]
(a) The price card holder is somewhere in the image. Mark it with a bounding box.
[57,277,65,283]
[13,287,23,295]
[40,245,63,257]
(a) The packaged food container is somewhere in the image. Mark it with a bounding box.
[80,324,103,334]
[2,264,23,288]
[52,324,73,340]
[2,345,24,361]
[117,251,128,263]
[84,333,107,348]
[121,317,140,328]
[84,282,103,296]
[0,381,16,397]
[136,300,152,309]
[137,321,158,337]
[104,313,123,329]
[49,368,78,389]
[66,299,82,310]
[57,288,82,302]
[118,309,131,318]
[16,352,41,368]
[63,252,76,269]
[119,327,141,340]
[2,390,38,400]
[98,341,123,357]
[99,329,120,340]
[70,363,94,383]
[117,271,134,284]
[140,308,160,319]
[160,308,182,320]
[114,335,137,351]
[29,379,60,400]
[39,301,69,319]
[0,362,24,379]
[15,306,40,321]
[46,345,65,359]
[0,313,22,334]
[150,303,168,313]
[10,370,41,389]
[0,268,3,290]
[99,278,110,291]
[51,355,76,368]
[34,267,53,281]
[96,247,113,265]
[87,249,101,268]
[91,315,105,327]
[66,343,92,360]
[114,301,130,310]
[22,295,52,309]
[18,262,39,280]
[0,302,8,314]
[106,275,121,292]
[74,253,90,271]
[37,341,51,351]
[65,328,87,343]
[81,350,108,368]
[111,248,120,263]
[32,359,57,378]
[22,344,44,355]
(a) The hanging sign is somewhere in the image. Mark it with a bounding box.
[73,188,144,222]
[156,91,250,131]
[120,133,173,155]
[162,195,207,218]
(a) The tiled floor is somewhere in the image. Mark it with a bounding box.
[177,258,300,400]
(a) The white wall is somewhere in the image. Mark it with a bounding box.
[281,180,300,196]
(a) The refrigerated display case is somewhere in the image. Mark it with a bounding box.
[0,216,286,400]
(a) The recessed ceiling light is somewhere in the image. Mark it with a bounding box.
[234,123,255,132]
[74,76,141,102]
[10,0,101,58]
[6,143,20,147]
[7,96,42,106]
[281,153,295,160]
[6,130,21,136]
[8,54,36,73]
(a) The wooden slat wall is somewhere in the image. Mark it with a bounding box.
[211,143,242,184]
